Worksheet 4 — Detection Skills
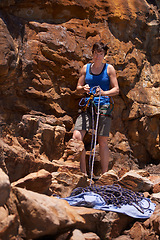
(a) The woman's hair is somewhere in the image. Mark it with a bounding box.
[92,41,109,55]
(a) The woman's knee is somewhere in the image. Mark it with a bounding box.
[98,136,108,147]
[72,130,85,141]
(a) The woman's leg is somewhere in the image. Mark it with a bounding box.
[98,135,109,174]
[72,129,87,174]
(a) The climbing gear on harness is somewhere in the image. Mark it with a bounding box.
[79,93,94,112]
[70,184,151,214]
[93,98,114,117]
[79,89,114,117]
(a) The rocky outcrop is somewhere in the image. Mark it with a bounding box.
[0,0,159,239]
[0,0,159,170]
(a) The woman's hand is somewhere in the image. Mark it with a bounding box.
[83,84,90,94]
[95,86,105,96]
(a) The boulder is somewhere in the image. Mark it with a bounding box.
[129,222,148,240]
[70,229,85,240]
[144,205,160,237]
[0,169,10,206]
[62,138,84,162]
[0,146,8,175]
[0,206,8,221]
[0,138,58,182]
[112,235,132,240]
[151,193,160,204]
[51,171,88,198]
[96,170,119,186]
[11,169,52,194]
[149,175,160,193]
[12,187,85,239]
[0,214,19,240]
[118,170,153,192]
[74,206,133,239]
[41,124,66,160]
[54,159,82,175]
[58,162,81,174]
[83,232,101,240]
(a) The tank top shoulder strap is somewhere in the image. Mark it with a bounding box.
[104,63,109,76]
[86,63,91,73]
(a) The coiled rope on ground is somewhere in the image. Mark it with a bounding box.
[70,184,151,213]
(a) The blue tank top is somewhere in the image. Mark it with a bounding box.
[85,63,110,106]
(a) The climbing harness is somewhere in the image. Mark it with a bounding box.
[79,89,114,117]
[70,184,151,214]
[79,86,114,186]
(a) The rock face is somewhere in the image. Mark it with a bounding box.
[0,0,159,172]
[0,1,159,239]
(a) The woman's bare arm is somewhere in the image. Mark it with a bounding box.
[76,65,90,94]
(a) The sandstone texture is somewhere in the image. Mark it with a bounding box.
[0,169,10,206]
[0,0,159,168]
[0,0,160,239]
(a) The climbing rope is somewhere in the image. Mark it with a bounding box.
[89,86,101,186]
[70,184,151,214]
[88,100,95,176]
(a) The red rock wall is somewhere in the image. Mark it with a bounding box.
[0,0,159,173]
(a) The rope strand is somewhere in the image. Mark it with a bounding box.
[88,101,95,173]
[90,86,101,186]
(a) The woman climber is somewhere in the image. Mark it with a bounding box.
[72,41,119,177]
